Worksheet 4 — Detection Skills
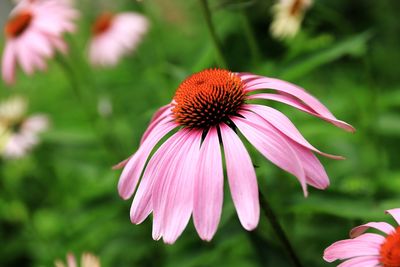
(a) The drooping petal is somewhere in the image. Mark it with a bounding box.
[350,222,396,238]
[130,129,188,224]
[220,123,259,230]
[232,111,307,195]
[284,137,330,190]
[152,129,202,243]
[118,120,177,199]
[323,239,380,262]
[353,233,386,245]
[336,256,380,267]
[140,105,173,145]
[243,104,343,159]
[243,75,355,132]
[386,208,400,225]
[193,127,223,241]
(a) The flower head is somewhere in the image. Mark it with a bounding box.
[88,12,149,67]
[324,209,400,267]
[2,0,79,84]
[116,68,354,244]
[55,252,100,267]
[270,0,313,39]
[0,96,48,159]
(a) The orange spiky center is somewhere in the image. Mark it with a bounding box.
[4,11,33,38]
[380,227,400,267]
[92,13,114,36]
[172,69,246,129]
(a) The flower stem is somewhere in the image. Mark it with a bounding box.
[198,0,228,68]
[56,54,124,161]
[259,191,304,267]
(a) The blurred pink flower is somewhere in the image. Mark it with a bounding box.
[324,209,400,267]
[0,96,48,159]
[55,252,100,267]
[1,0,78,85]
[88,12,149,67]
[116,69,354,244]
[270,0,313,39]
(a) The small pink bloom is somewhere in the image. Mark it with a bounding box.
[1,0,78,85]
[55,252,100,267]
[0,96,49,159]
[88,12,149,67]
[324,209,400,267]
[116,69,354,244]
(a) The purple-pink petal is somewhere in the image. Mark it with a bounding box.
[247,91,355,132]
[323,239,380,262]
[193,127,224,241]
[152,129,202,243]
[118,120,177,200]
[243,104,343,159]
[233,111,308,196]
[130,129,188,224]
[220,124,260,230]
[2,41,16,85]
[337,256,380,267]
[350,222,396,238]
[386,208,400,225]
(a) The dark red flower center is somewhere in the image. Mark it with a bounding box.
[92,13,114,36]
[172,69,246,129]
[380,226,400,267]
[4,11,33,38]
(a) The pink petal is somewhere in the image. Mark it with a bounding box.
[243,104,343,159]
[386,208,400,225]
[130,129,188,224]
[247,93,355,132]
[2,41,16,85]
[152,129,202,244]
[233,112,308,196]
[193,127,223,241]
[16,39,35,75]
[354,233,385,245]
[336,256,380,267]
[284,137,330,190]
[220,123,259,230]
[118,120,177,199]
[323,239,380,262]
[350,222,396,238]
[140,105,173,145]
[66,253,77,267]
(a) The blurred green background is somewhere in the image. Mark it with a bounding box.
[1,0,400,266]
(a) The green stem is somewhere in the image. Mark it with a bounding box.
[199,0,228,68]
[56,55,124,161]
[259,191,304,267]
[240,11,262,64]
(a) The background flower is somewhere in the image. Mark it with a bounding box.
[0,96,48,159]
[88,12,149,67]
[1,0,79,84]
[324,209,400,266]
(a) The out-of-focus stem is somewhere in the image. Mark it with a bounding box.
[240,11,262,64]
[259,192,304,267]
[199,0,228,68]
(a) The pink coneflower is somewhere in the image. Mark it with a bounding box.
[0,96,48,159]
[55,252,100,267]
[270,0,313,39]
[88,12,149,67]
[1,0,78,85]
[324,209,400,267]
[116,68,354,244]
